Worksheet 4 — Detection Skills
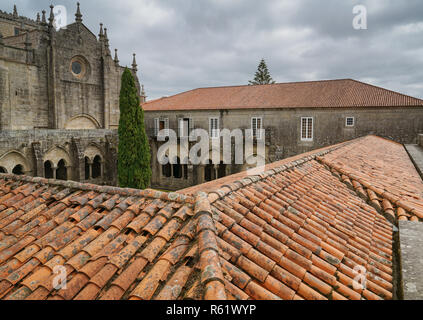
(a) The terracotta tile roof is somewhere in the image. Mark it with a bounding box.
[318,136,423,222]
[0,177,199,301]
[1,135,415,300]
[142,79,423,111]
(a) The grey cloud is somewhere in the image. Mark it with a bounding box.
[7,0,423,100]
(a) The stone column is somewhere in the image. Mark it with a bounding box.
[226,164,231,177]
[100,160,105,178]
[52,166,57,179]
[197,165,205,185]
[88,160,93,179]
[188,165,194,182]
[66,165,72,181]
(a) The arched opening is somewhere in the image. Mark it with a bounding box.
[0,167,7,173]
[44,161,54,179]
[173,157,182,179]
[56,159,67,181]
[84,157,90,180]
[205,160,215,182]
[162,162,171,178]
[218,161,227,179]
[0,151,30,175]
[65,115,100,129]
[12,164,24,175]
[92,155,102,179]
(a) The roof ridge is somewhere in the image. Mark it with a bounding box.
[0,173,194,204]
[204,137,360,203]
[194,78,354,91]
[193,192,227,299]
[317,153,423,221]
[143,88,199,106]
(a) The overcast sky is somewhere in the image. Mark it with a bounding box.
[7,0,423,100]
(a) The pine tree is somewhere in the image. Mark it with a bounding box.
[249,59,276,85]
[118,68,152,189]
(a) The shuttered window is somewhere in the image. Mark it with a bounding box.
[209,118,220,139]
[155,118,169,137]
[179,118,191,137]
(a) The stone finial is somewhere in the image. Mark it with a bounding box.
[114,49,119,65]
[75,2,82,23]
[104,28,111,56]
[24,31,32,49]
[36,12,40,23]
[48,5,55,28]
[140,85,147,103]
[104,28,109,46]
[13,5,18,18]
[41,10,47,25]
[98,23,104,40]
[132,53,138,72]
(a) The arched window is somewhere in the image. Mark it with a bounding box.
[84,157,90,180]
[56,159,67,181]
[218,161,226,179]
[162,162,171,178]
[92,155,102,179]
[173,157,182,179]
[44,161,54,179]
[205,160,215,182]
[0,167,7,173]
[12,164,24,175]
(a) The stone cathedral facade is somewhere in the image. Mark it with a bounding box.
[0,3,143,185]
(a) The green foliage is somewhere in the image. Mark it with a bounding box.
[118,68,152,189]
[249,58,276,85]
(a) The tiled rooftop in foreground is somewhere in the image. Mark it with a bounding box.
[0,135,422,300]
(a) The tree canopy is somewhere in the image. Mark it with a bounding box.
[118,68,151,189]
[249,59,276,85]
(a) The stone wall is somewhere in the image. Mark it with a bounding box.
[0,45,48,130]
[0,12,39,38]
[0,4,141,187]
[145,106,423,190]
[0,129,118,185]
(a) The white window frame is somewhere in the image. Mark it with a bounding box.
[251,117,263,140]
[301,117,313,142]
[179,118,192,138]
[209,117,220,139]
[154,118,159,137]
[346,117,355,127]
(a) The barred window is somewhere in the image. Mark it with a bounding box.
[346,117,355,127]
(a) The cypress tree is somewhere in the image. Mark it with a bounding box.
[249,59,276,85]
[118,68,151,189]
